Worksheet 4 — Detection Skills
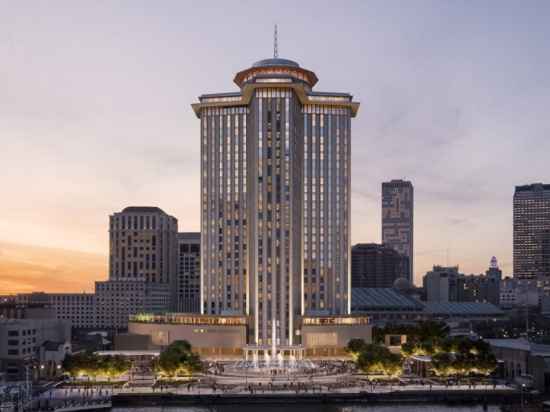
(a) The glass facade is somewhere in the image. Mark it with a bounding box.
[381,180,414,282]
[201,107,249,315]
[513,183,550,281]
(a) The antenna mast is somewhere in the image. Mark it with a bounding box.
[273,24,278,58]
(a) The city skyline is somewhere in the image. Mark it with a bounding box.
[2,1,550,293]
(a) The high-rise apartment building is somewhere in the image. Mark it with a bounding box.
[176,232,201,313]
[513,183,550,280]
[192,56,359,347]
[351,243,409,288]
[382,180,414,283]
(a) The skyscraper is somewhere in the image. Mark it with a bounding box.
[176,232,201,313]
[192,55,359,347]
[382,180,414,282]
[513,183,550,280]
[97,206,178,329]
[108,207,178,285]
[351,243,409,288]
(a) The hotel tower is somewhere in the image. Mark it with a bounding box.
[192,51,359,349]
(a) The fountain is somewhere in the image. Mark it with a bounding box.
[289,354,297,369]
[227,319,318,377]
[271,321,277,367]
[252,351,259,369]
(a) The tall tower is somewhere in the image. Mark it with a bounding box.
[382,180,414,283]
[192,56,359,347]
[100,206,178,329]
[351,243,409,288]
[513,183,550,280]
[108,206,178,285]
[176,232,201,313]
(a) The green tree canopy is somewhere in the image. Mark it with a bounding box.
[431,338,497,377]
[154,340,202,378]
[346,338,369,357]
[62,352,131,380]
[354,343,403,377]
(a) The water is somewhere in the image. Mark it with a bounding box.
[112,406,501,412]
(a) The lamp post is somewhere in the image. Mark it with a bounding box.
[521,383,526,411]
[22,357,37,412]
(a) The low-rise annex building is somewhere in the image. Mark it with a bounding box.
[117,313,371,360]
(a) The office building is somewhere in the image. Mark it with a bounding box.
[1,294,52,320]
[513,183,550,280]
[460,258,502,306]
[499,277,539,308]
[1,292,97,329]
[485,256,503,305]
[382,180,414,282]
[108,206,178,286]
[95,280,171,330]
[351,243,409,288]
[0,318,71,381]
[192,52,359,348]
[94,206,178,329]
[48,293,97,329]
[423,265,465,303]
[176,232,201,313]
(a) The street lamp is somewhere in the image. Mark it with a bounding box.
[521,383,526,411]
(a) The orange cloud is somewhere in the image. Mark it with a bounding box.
[0,241,107,294]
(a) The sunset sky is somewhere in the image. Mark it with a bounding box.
[1,1,550,293]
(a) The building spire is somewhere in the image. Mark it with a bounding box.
[273,24,278,58]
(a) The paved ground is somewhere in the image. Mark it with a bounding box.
[34,373,514,399]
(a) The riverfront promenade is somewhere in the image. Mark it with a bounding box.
[8,378,526,411]
[39,378,512,397]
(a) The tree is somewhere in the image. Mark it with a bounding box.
[400,341,416,358]
[103,355,131,380]
[416,321,449,343]
[154,340,202,378]
[355,344,402,377]
[432,352,456,377]
[62,352,131,381]
[346,338,368,359]
[431,338,497,377]
[62,351,100,379]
